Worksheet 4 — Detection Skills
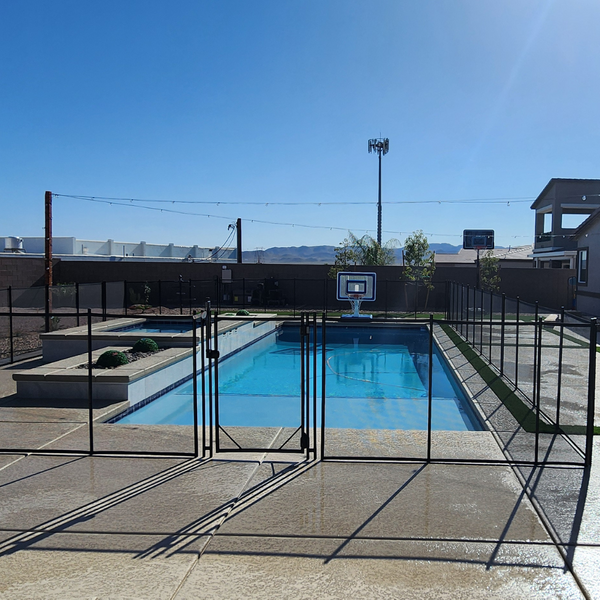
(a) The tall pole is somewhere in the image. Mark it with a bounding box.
[236,218,242,264]
[45,191,53,329]
[368,138,389,248]
[45,191,53,288]
[377,152,382,246]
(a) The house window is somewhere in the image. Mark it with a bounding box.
[578,248,588,285]
[562,214,587,229]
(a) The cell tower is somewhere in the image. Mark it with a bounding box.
[368,138,389,246]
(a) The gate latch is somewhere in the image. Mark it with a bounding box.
[206,349,220,359]
[300,432,309,450]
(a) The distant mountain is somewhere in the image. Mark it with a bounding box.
[242,243,463,264]
[430,243,464,254]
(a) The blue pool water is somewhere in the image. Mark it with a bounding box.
[110,320,193,333]
[117,326,482,431]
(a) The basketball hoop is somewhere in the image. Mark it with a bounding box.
[336,272,376,319]
[347,292,365,318]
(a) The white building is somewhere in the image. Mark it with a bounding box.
[1,236,236,262]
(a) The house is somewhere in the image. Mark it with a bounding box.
[530,178,600,269]
[572,206,600,316]
[433,245,533,268]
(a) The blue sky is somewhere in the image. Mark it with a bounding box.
[2,0,600,252]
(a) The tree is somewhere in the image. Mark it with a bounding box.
[328,232,397,278]
[403,230,436,310]
[480,250,501,292]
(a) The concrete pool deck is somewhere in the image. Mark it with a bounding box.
[0,356,599,597]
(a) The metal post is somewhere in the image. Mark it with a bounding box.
[192,317,199,457]
[515,297,520,388]
[500,294,506,376]
[320,312,326,459]
[305,314,311,457]
[459,284,463,336]
[312,313,318,459]
[585,318,597,466]
[179,277,183,315]
[300,314,306,448]
[465,286,470,343]
[488,290,493,361]
[201,311,207,458]
[556,306,565,428]
[123,280,128,316]
[213,308,220,452]
[471,287,476,343]
[158,280,162,315]
[76,282,80,327]
[8,286,14,364]
[242,278,246,310]
[87,308,94,455]
[533,316,539,411]
[427,313,433,462]
[101,281,107,321]
[479,287,484,354]
[206,300,214,457]
[535,317,543,465]
[461,284,465,337]
[189,279,192,315]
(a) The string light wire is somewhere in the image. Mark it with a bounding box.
[52,192,567,240]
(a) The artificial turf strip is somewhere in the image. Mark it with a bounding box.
[442,324,572,435]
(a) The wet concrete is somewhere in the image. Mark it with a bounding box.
[0,347,599,598]
[0,444,593,599]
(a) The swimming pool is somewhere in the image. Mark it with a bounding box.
[109,320,194,333]
[116,325,483,431]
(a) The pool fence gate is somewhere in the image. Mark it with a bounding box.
[0,283,596,469]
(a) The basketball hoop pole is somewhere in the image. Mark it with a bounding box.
[462,230,494,290]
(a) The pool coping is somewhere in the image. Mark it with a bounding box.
[39,315,277,362]
[15,317,283,408]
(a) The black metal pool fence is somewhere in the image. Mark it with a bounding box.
[448,282,597,467]
[0,277,450,362]
[0,287,596,467]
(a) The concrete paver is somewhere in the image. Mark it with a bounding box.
[0,550,197,599]
[178,549,583,600]
[0,343,599,598]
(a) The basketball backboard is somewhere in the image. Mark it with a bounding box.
[463,229,494,250]
[336,272,377,301]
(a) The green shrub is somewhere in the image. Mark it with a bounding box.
[97,350,129,368]
[236,309,250,316]
[132,338,159,353]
